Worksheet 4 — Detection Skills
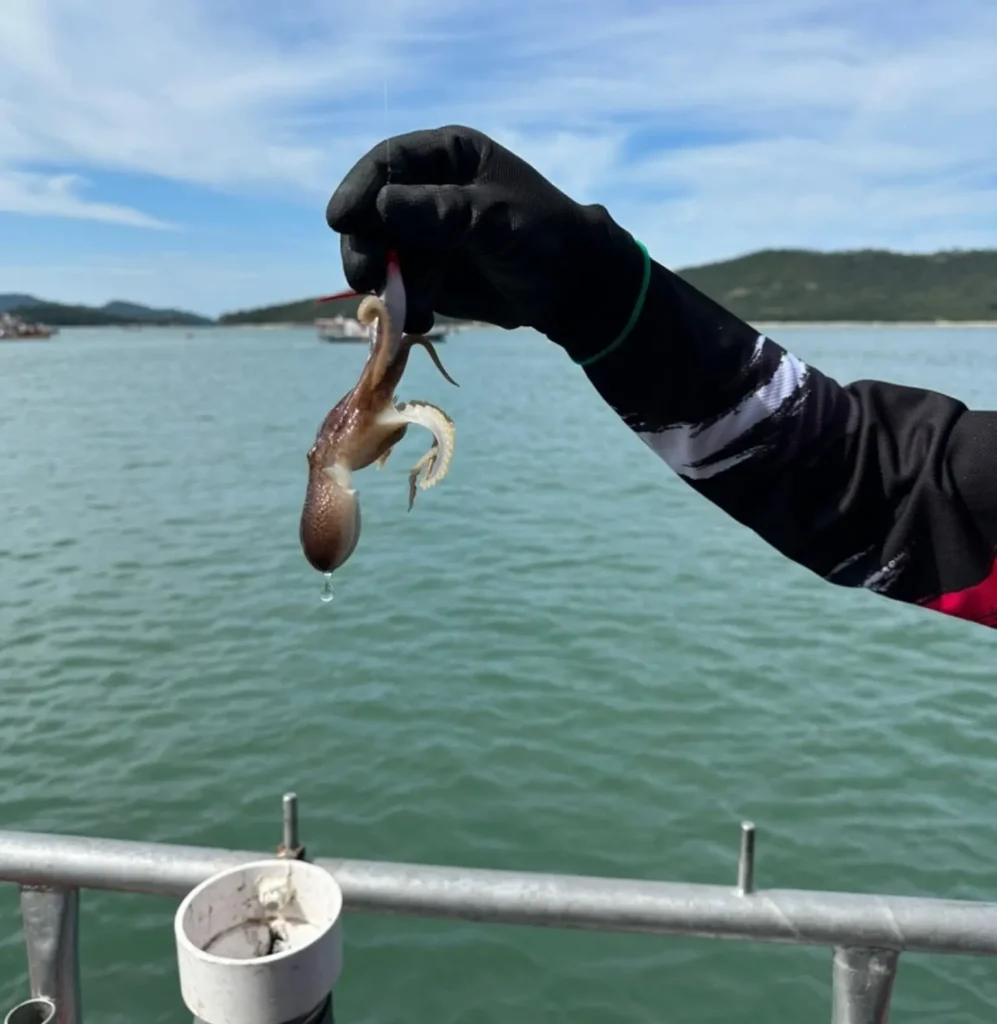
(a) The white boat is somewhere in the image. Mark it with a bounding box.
[315,315,367,342]
[0,312,57,340]
[315,315,447,343]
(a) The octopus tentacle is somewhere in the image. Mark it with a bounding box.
[406,336,460,387]
[356,295,394,387]
[407,444,439,511]
[392,400,455,501]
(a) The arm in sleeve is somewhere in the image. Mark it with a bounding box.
[572,258,997,628]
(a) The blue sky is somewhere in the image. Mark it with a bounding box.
[1,0,995,317]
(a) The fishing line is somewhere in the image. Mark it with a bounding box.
[384,82,391,184]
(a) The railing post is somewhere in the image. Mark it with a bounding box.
[831,947,898,1024]
[277,792,305,860]
[18,886,82,1024]
[736,821,756,895]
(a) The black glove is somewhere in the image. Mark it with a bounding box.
[325,125,647,363]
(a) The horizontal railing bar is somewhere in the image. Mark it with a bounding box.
[1,829,996,956]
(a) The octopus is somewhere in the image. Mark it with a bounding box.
[299,252,458,576]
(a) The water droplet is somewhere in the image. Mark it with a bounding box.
[320,573,334,603]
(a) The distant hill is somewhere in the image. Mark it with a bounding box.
[218,295,354,325]
[8,248,997,329]
[100,300,212,325]
[0,294,45,313]
[676,248,997,322]
[0,295,212,326]
[216,248,997,325]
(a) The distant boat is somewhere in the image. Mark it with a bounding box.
[315,315,447,343]
[315,316,367,342]
[0,312,57,340]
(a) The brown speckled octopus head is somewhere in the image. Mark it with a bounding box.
[299,453,361,574]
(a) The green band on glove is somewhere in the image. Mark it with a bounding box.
[573,240,651,369]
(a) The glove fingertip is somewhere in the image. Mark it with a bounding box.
[341,234,387,293]
[326,190,349,232]
[406,295,435,336]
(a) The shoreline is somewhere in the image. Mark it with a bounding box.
[53,319,997,331]
[219,320,997,330]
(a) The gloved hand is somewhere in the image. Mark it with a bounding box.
[326,125,647,363]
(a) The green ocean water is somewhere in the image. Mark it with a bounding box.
[2,323,997,1023]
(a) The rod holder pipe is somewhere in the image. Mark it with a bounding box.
[176,859,343,1024]
[4,998,57,1024]
[19,886,81,1024]
[194,993,333,1024]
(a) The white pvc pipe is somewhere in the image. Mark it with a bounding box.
[175,859,343,1024]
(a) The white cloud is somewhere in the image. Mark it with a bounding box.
[0,0,994,268]
[487,128,626,206]
[609,133,997,267]
[0,170,173,228]
[0,0,457,218]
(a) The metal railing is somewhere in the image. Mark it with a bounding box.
[3,795,996,1024]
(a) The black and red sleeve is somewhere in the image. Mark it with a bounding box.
[568,257,997,629]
